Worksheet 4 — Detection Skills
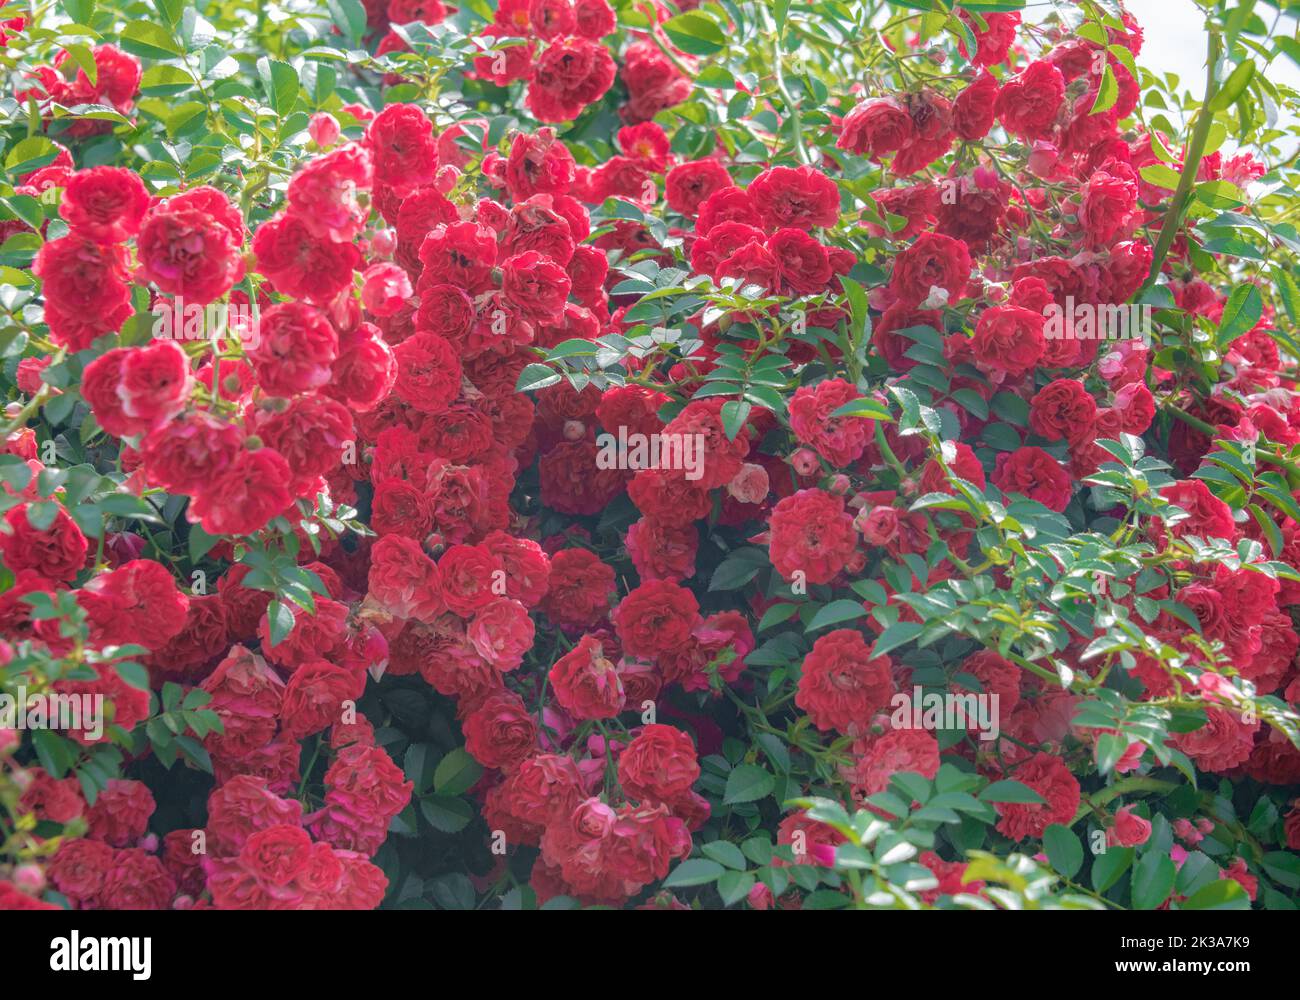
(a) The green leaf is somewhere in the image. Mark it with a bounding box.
[716,870,755,906]
[5,136,60,177]
[807,599,866,631]
[979,780,1046,805]
[257,58,299,115]
[266,600,295,647]
[662,12,727,56]
[120,22,184,60]
[516,363,561,392]
[1090,64,1118,115]
[1131,851,1177,910]
[1092,846,1133,893]
[420,795,473,833]
[829,396,891,421]
[720,399,751,441]
[1043,823,1083,879]
[723,764,775,804]
[1217,283,1262,344]
[1209,59,1255,112]
[433,747,483,796]
[1181,878,1250,910]
[1139,163,1182,191]
[701,841,747,871]
[872,621,924,658]
[663,858,725,887]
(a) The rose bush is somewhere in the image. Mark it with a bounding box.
[1,0,1300,911]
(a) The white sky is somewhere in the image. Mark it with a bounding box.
[1032,0,1300,134]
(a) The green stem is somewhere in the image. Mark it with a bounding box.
[1138,29,1221,296]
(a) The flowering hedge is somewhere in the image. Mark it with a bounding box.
[1,0,1300,912]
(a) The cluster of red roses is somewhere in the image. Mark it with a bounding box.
[18,767,394,909]
[5,0,1300,912]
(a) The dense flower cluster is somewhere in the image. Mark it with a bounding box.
[1,0,1299,912]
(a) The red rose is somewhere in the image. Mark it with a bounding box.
[388,331,462,415]
[994,753,1081,840]
[665,159,733,217]
[239,824,314,887]
[888,232,971,308]
[1029,378,1098,444]
[539,439,629,516]
[527,36,617,123]
[617,724,700,803]
[86,779,154,847]
[59,166,150,242]
[768,488,857,585]
[540,548,614,629]
[286,143,374,242]
[796,629,894,733]
[747,165,841,231]
[246,300,343,397]
[1173,705,1259,773]
[529,0,575,40]
[368,534,444,620]
[619,40,691,124]
[189,447,294,537]
[788,378,874,467]
[1113,381,1155,434]
[1079,168,1138,249]
[505,128,575,201]
[625,516,698,583]
[282,661,366,739]
[135,200,245,306]
[573,0,615,38]
[313,743,413,854]
[99,848,176,910]
[467,598,535,671]
[438,543,504,617]
[959,11,1019,67]
[249,393,353,494]
[463,690,538,770]
[1157,480,1236,542]
[201,645,284,761]
[501,250,573,323]
[206,775,304,857]
[418,221,498,293]
[872,302,943,371]
[252,211,361,303]
[0,503,87,583]
[612,579,701,659]
[971,304,1046,377]
[837,97,916,160]
[953,70,999,140]
[1284,802,1300,851]
[992,446,1072,512]
[843,729,939,797]
[663,398,751,490]
[140,411,243,495]
[365,103,438,194]
[768,228,833,295]
[32,234,131,350]
[48,838,115,906]
[994,60,1066,140]
[1108,805,1152,848]
[550,633,625,719]
[79,558,190,649]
